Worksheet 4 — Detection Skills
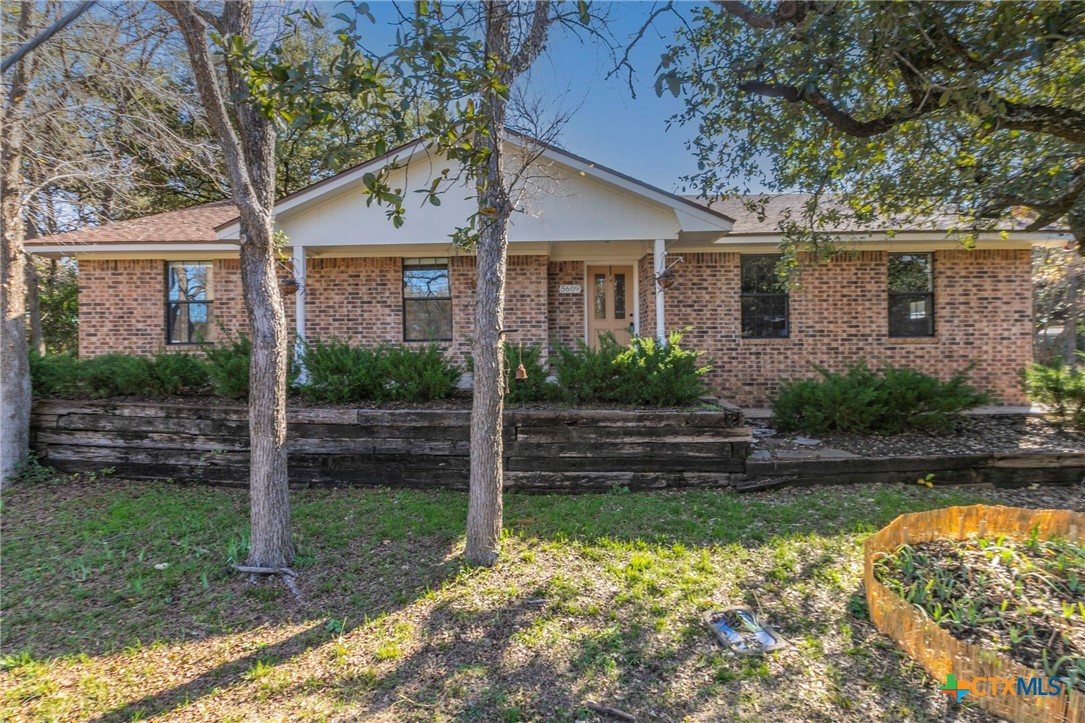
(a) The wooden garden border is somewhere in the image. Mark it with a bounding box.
[29,399,750,491]
[864,505,1085,723]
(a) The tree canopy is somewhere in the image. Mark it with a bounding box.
[662,0,1085,258]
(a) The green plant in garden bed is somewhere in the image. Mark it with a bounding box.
[873,532,1085,693]
[1024,357,1085,430]
[29,352,209,398]
[552,329,710,407]
[467,342,556,404]
[203,333,255,398]
[298,338,461,404]
[773,361,990,435]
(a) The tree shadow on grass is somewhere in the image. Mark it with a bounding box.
[6,481,1036,720]
[83,543,468,723]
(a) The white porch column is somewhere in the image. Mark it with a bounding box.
[653,238,666,342]
[292,244,308,383]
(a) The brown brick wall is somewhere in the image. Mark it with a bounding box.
[78,260,165,357]
[211,258,297,343]
[78,258,296,358]
[303,257,402,345]
[450,255,549,362]
[665,250,1032,406]
[638,254,656,338]
[547,260,585,351]
[77,250,1032,407]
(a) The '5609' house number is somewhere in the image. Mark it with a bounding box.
[558,284,582,294]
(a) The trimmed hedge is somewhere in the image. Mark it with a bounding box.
[552,330,710,407]
[772,361,990,435]
[297,339,461,404]
[30,352,210,398]
[28,331,711,408]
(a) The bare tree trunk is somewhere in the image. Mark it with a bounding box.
[240,219,292,567]
[26,254,44,355]
[161,0,292,568]
[463,0,552,566]
[465,1,514,567]
[0,2,34,485]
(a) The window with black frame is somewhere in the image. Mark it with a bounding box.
[403,258,452,342]
[888,253,934,337]
[741,255,789,338]
[166,261,212,344]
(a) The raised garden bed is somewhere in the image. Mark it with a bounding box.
[864,505,1085,723]
[29,399,750,492]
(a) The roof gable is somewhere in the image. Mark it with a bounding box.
[214,132,734,244]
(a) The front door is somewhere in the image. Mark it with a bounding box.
[586,265,634,347]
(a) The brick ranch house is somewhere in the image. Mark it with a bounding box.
[26,133,1071,407]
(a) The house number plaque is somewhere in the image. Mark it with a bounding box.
[558,284,582,294]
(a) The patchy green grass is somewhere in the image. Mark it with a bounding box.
[2,477,1077,722]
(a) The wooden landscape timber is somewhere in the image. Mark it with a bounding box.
[29,400,750,492]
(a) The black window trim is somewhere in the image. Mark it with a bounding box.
[164,261,213,346]
[402,257,453,343]
[887,252,935,338]
[740,254,790,339]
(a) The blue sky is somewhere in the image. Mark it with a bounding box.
[352,1,710,193]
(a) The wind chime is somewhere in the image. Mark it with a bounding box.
[514,341,528,381]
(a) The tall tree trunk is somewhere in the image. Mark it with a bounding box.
[465,0,514,567]
[26,254,44,355]
[0,1,33,485]
[162,0,292,568]
[239,212,292,568]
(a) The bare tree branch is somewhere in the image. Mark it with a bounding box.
[739,80,1085,144]
[507,0,551,79]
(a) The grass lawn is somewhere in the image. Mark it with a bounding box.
[2,477,1080,722]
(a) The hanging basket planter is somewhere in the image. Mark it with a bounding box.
[280,276,299,295]
[864,505,1085,723]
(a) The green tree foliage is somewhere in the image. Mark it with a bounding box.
[33,258,77,354]
[1023,358,1085,429]
[663,1,1085,265]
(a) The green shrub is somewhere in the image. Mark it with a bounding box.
[204,334,252,398]
[79,353,157,398]
[468,343,555,404]
[149,353,210,395]
[772,361,990,435]
[31,352,209,398]
[552,330,709,407]
[1023,359,1085,429]
[611,331,709,406]
[299,338,386,403]
[382,345,462,403]
[503,343,555,404]
[28,353,81,396]
[552,334,624,404]
[299,339,460,404]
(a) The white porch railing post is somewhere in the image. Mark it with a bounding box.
[654,238,666,343]
[292,244,309,384]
